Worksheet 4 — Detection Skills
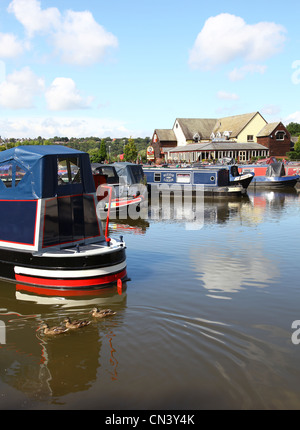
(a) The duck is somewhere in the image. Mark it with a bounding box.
[90,307,116,318]
[63,317,90,329]
[40,323,68,336]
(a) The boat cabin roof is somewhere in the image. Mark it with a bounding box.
[91,163,119,184]
[0,145,95,200]
[110,162,145,185]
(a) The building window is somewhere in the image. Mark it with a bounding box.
[247,135,254,142]
[239,151,247,162]
[276,131,285,140]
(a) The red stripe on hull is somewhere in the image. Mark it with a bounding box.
[16,283,126,297]
[15,268,127,288]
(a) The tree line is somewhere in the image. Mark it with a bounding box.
[1,122,300,161]
[0,136,151,163]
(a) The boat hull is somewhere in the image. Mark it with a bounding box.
[147,183,246,197]
[0,241,128,291]
[230,173,254,189]
[249,176,299,189]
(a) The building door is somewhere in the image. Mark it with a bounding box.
[239,151,247,162]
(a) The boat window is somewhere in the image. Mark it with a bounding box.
[130,165,144,183]
[0,162,27,188]
[176,173,191,183]
[57,157,81,185]
[210,176,215,182]
[154,172,161,182]
[100,167,117,178]
[15,165,27,186]
[0,163,13,188]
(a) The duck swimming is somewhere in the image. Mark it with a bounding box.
[90,308,116,318]
[63,317,91,329]
[40,323,68,336]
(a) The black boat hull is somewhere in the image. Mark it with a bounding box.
[0,244,127,291]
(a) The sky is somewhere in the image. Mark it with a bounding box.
[0,0,300,139]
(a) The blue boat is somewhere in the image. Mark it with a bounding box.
[193,160,254,189]
[0,145,128,293]
[143,166,246,197]
[239,162,300,189]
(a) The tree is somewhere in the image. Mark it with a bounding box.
[286,122,300,136]
[88,139,107,163]
[124,137,138,162]
[99,139,107,161]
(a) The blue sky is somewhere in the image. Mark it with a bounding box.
[0,0,300,139]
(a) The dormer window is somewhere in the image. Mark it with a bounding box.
[275,131,285,140]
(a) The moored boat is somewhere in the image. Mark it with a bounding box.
[193,160,254,189]
[92,162,146,215]
[0,145,128,292]
[239,162,300,189]
[143,166,246,197]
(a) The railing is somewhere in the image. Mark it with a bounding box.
[98,184,113,244]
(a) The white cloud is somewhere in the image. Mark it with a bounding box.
[228,64,267,81]
[261,105,281,117]
[8,0,118,65]
[189,13,286,71]
[0,117,132,139]
[7,0,60,37]
[217,91,239,100]
[45,77,94,111]
[52,10,118,66]
[283,111,300,125]
[0,67,45,109]
[0,32,25,58]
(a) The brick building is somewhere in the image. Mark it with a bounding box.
[256,122,291,157]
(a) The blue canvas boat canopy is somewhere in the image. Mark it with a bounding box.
[0,145,95,199]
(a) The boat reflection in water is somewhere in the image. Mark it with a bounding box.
[0,279,127,403]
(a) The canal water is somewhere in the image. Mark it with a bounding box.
[0,188,300,410]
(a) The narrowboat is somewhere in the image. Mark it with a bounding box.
[193,160,254,189]
[284,162,300,177]
[239,162,300,189]
[143,166,246,197]
[0,145,128,292]
[92,162,146,214]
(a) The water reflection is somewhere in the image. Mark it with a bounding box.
[189,242,280,298]
[1,188,300,409]
[104,189,300,235]
[0,280,127,403]
[188,190,299,298]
